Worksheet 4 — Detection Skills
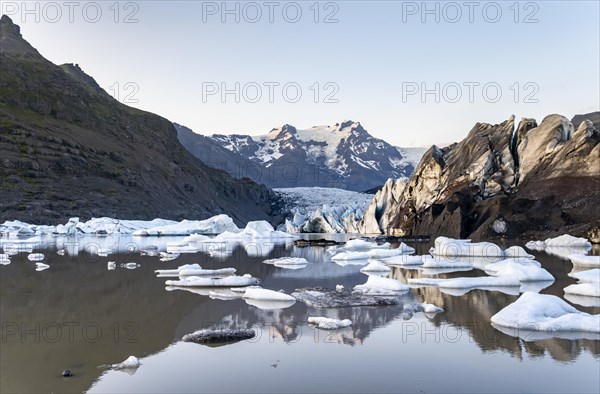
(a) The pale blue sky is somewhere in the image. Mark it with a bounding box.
[4,1,599,146]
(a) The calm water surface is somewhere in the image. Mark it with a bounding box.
[0,234,599,393]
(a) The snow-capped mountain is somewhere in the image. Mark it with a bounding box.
[178,121,423,191]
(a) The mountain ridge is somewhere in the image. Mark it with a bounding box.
[0,15,276,225]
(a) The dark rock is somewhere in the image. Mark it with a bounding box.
[293,239,345,247]
[61,369,72,377]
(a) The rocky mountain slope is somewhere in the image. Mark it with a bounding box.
[361,112,600,240]
[0,15,276,225]
[177,122,422,191]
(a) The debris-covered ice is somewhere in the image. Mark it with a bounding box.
[181,329,256,345]
[292,287,399,307]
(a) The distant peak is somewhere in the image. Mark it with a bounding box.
[0,14,43,57]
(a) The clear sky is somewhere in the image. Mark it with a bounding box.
[4,1,599,146]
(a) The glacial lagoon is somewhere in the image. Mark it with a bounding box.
[1,234,599,393]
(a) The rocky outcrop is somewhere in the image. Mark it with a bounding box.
[384,112,600,239]
[0,16,276,225]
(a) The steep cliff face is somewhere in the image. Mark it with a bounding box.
[383,112,600,239]
[359,178,407,234]
[0,16,275,225]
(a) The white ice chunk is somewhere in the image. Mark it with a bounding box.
[132,215,239,236]
[242,288,295,301]
[336,285,344,292]
[379,255,427,266]
[353,275,409,295]
[544,234,592,248]
[112,356,141,370]
[262,257,310,267]
[123,263,139,269]
[166,275,260,287]
[421,256,473,269]
[0,254,10,265]
[107,261,116,270]
[568,254,600,268]
[430,237,503,258]
[564,268,600,298]
[484,259,554,282]
[35,262,49,271]
[503,246,535,259]
[27,253,44,262]
[308,317,352,329]
[491,292,600,333]
[360,260,392,273]
[155,264,202,276]
[343,239,390,251]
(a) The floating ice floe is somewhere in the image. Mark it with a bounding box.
[107,261,116,270]
[165,274,260,288]
[568,254,600,268]
[242,288,296,309]
[208,289,244,300]
[0,254,10,265]
[421,255,473,269]
[308,317,352,330]
[378,255,428,266]
[262,257,310,269]
[564,269,600,298]
[335,285,344,292]
[159,252,180,262]
[503,246,535,259]
[331,245,413,261]
[56,249,66,256]
[132,215,239,236]
[491,292,600,333]
[123,263,139,270]
[292,287,399,307]
[35,262,49,271]
[181,329,256,345]
[360,260,392,274]
[27,253,44,262]
[155,264,202,276]
[343,239,390,251]
[111,356,141,370]
[353,275,409,296]
[526,235,592,259]
[430,237,504,258]
[242,288,295,301]
[484,259,554,282]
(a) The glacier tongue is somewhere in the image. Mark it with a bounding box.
[275,187,372,234]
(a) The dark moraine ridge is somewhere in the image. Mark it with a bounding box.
[0,15,277,226]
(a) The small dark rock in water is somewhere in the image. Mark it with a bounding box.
[294,239,345,247]
[62,369,73,377]
[182,329,256,345]
[292,287,399,308]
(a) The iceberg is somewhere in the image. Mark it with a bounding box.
[155,264,202,276]
[360,261,392,274]
[0,254,10,265]
[430,237,504,258]
[27,253,44,262]
[262,257,310,268]
[564,268,600,298]
[403,302,444,314]
[353,275,409,295]
[165,275,260,287]
[568,254,600,268]
[35,262,49,271]
[308,317,352,330]
[491,292,600,333]
[526,235,592,259]
[111,356,141,370]
[503,246,535,259]
[123,263,139,269]
[242,288,295,302]
[344,239,390,251]
[378,255,427,266]
[107,261,116,270]
[421,256,473,269]
[484,259,554,282]
[132,215,239,236]
[544,234,592,248]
